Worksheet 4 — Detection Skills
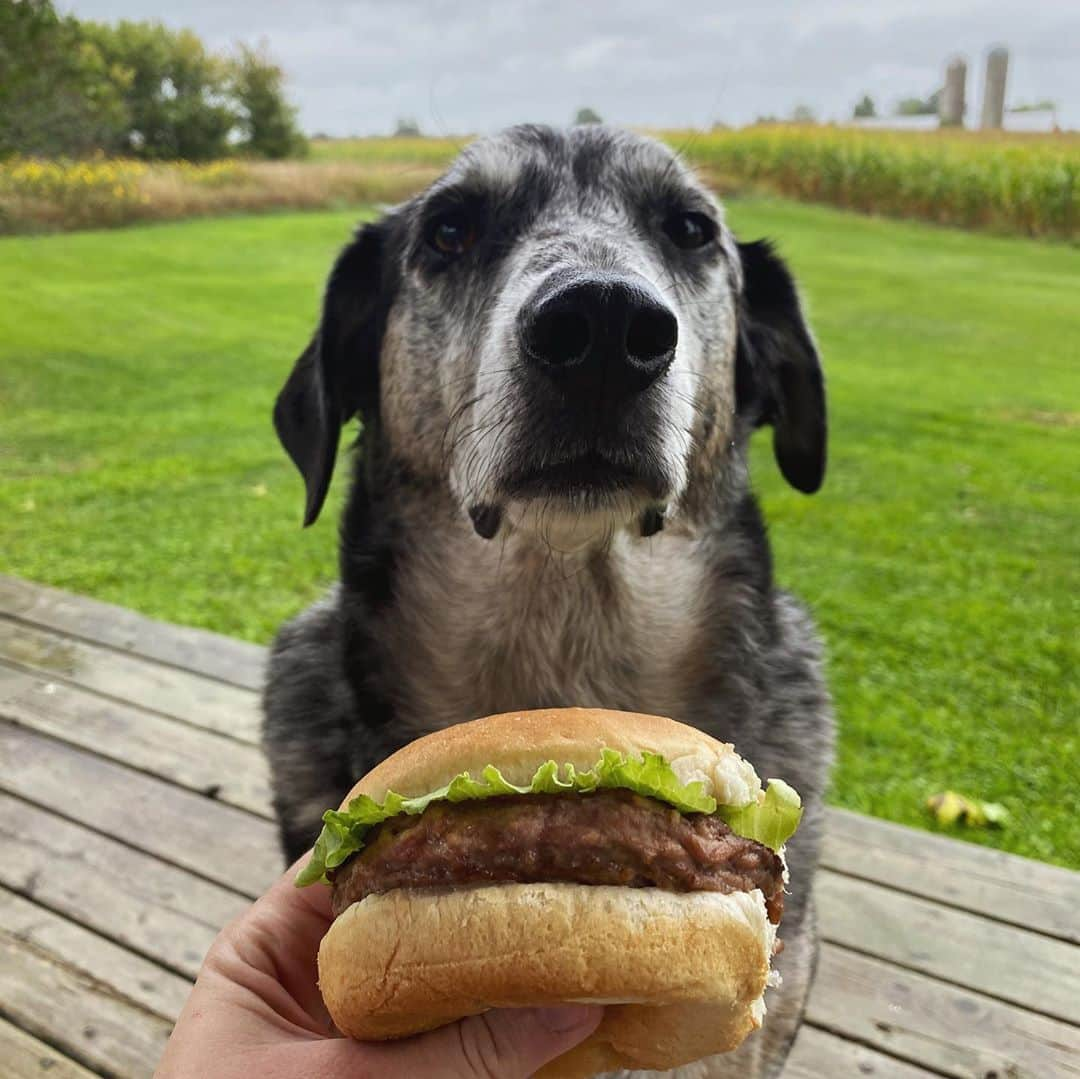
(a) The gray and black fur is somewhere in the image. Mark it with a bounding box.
[263,125,833,1078]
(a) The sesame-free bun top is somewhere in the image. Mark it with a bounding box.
[341,707,763,810]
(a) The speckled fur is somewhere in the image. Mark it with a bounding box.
[263,125,832,1078]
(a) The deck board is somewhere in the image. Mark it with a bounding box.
[1,576,1076,1079]
[0,617,261,744]
[0,794,248,979]
[0,661,272,816]
[816,871,1079,1023]
[0,575,265,691]
[822,806,1079,944]
[0,1016,100,1079]
[0,722,280,898]
[783,1026,936,1078]
[0,888,179,1076]
[808,945,1080,1077]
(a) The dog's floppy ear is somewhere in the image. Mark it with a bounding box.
[734,239,826,494]
[274,220,394,525]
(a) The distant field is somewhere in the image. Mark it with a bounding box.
[312,127,1080,238]
[2,127,1077,239]
[307,135,467,164]
[677,126,1079,239]
[1,199,1077,867]
[0,153,444,234]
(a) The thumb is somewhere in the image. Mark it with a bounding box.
[370,1004,604,1078]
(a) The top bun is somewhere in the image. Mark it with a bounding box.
[341,707,762,810]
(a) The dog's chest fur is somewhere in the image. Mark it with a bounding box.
[378,523,708,738]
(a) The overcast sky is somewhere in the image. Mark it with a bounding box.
[63,1,1079,133]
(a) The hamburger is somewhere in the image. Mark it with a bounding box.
[297,707,802,1077]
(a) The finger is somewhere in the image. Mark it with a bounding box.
[210,853,335,1027]
[362,1005,605,1079]
[207,1009,600,1079]
[266,850,336,924]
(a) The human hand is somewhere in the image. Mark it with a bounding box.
[157,856,603,1078]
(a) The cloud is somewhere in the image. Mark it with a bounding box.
[62,0,1080,132]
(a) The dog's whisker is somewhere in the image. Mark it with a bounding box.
[266,127,829,1076]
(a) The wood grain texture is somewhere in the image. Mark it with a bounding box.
[0,618,260,744]
[0,574,264,690]
[823,806,1080,944]
[3,576,1080,1079]
[1,887,190,1021]
[0,1016,99,1079]
[0,793,248,979]
[0,661,272,816]
[0,888,178,1077]
[784,1025,935,1078]
[816,871,1080,1025]
[808,944,1080,1077]
[0,721,281,898]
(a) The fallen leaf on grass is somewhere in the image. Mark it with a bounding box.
[926,791,1009,828]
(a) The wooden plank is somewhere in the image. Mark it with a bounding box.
[0,793,248,979]
[0,722,282,899]
[0,573,264,690]
[807,943,1080,1078]
[1,887,190,1021]
[784,1025,934,1078]
[0,662,272,817]
[822,806,1080,944]
[0,618,261,744]
[0,890,175,1078]
[0,1016,99,1079]
[816,870,1080,1025]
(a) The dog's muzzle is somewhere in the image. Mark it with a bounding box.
[466,272,678,542]
[518,271,677,401]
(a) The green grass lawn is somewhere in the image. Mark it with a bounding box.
[1,201,1077,867]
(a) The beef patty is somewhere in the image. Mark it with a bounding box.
[330,789,786,923]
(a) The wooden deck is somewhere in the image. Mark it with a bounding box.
[0,573,1077,1079]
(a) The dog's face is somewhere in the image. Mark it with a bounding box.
[276,125,825,540]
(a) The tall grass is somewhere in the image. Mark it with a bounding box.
[307,135,468,165]
[2,128,1077,239]
[310,129,1080,241]
[676,126,1079,239]
[0,154,443,233]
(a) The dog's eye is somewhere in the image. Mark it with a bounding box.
[663,211,716,250]
[427,212,475,258]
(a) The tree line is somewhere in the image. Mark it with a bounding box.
[0,0,307,160]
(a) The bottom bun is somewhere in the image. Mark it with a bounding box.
[319,882,777,1077]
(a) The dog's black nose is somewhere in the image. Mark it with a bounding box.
[519,274,677,397]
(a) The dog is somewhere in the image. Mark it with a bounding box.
[263,124,833,1078]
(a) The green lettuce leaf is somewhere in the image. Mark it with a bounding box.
[716,778,803,852]
[296,752,798,887]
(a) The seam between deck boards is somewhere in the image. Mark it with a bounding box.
[7,762,1072,1049]
[817,933,1075,1029]
[799,1014,952,1079]
[0,781,262,903]
[0,1006,111,1079]
[0,872,211,991]
[0,708,273,824]
[815,860,1079,946]
[0,650,260,751]
[0,887,987,1079]
[1,921,179,1027]
[0,602,264,692]
[6,666,1075,950]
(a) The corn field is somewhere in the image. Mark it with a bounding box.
[1,128,1076,239]
[674,126,1079,240]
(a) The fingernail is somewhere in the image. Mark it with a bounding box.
[533,1005,598,1033]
